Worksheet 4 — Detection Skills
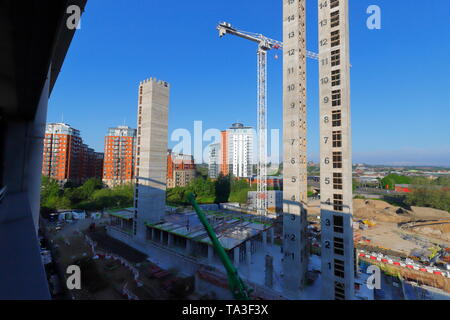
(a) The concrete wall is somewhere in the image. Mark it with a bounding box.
[1,69,49,230]
[282,0,309,296]
[134,78,170,240]
[318,0,355,300]
[248,190,282,212]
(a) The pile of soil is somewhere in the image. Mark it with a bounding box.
[353,199,450,224]
[353,199,412,223]
[409,206,450,220]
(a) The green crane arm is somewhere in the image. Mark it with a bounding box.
[188,193,251,300]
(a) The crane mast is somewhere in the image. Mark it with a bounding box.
[217,22,317,218]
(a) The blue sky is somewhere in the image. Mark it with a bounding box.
[48,0,450,166]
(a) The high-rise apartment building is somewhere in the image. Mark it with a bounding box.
[220,131,229,176]
[210,123,254,179]
[167,151,196,188]
[80,144,104,182]
[134,78,170,240]
[103,126,136,187]
[228,123,254,178]
[208,143,221,179]
[42,123,81,183]
[319,0,355,300]
[42,123,103,185]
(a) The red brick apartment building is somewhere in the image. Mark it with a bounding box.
[102,126,136,187]
[220,130,229,176]
[42,123,103,184]
[167,151,196,188]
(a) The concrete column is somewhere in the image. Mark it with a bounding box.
[186,239,192,255]
[270,228,275,246]
[168,233,173,247]
[160,230,164,244]
[246,241,252,267]
[234,246,240,267]
[265,255,274,288]
[151,228,154,241]
[208,246,214,265]
[262,231,267,250]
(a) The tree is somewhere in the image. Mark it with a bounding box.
[41,176,61,200]
[78,178,104,200]
[406,186,450,214]
[381,174,411,190]
[214,174,231,203]
[167,187,186,205]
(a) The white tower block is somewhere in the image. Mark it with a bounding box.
[318,0,355,300]
[282,0,309,295]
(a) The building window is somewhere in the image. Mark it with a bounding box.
[331,49,340,66]
[331,69,341,86]
[331,30,340,47]
[334,259,345,279]
[330,0,339,9]
[331,10,340,28]
[332,131,342,148]
[332,89,341,106]
[334,237,344,256]
[333,172,343,190]
[334,215,344,233]
[335,281,345,300]
[333,194,343,212]
[333,152,343,169]
[332,110,341,127]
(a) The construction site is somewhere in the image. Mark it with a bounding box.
[47,0,449,300]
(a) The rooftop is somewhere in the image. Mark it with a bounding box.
[146,210,272,251]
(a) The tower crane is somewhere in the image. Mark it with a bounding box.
[217,22,318,218]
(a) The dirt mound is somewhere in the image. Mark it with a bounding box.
[353,199,412,223]
[410,206,450,220]
[411,223,450,242]
[309,198,450,225]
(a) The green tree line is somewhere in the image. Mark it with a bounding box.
[380,174,450,213]
[41,176,134,213]
[166,174,281,206]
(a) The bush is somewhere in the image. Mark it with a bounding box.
[40,176,134,212]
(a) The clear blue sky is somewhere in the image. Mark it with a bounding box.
[48,0,450,166]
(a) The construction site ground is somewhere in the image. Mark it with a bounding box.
[45,219,195,300]
[307,199,450,256]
